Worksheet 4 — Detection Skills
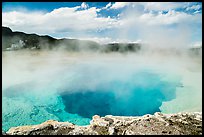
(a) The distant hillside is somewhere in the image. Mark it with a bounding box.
[2,26,101,51]
[2,26,142,52]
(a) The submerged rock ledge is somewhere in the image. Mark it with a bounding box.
[5,112,202,135]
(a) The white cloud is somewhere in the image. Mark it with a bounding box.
[2,6,119,35]
[119,9,201,27]
[139,10,201,25]
[81,2,89,9]
[142,2,188,11]
[186,4,201,11]
[110,2,189,11]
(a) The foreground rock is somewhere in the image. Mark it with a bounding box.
[6,112,202,135]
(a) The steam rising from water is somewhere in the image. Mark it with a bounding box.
[2,50,202,131]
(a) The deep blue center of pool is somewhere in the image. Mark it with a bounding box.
[60,72,177,118]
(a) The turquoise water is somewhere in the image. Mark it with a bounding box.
[2,64,180,132]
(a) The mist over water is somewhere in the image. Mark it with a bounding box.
[2,50,202,131]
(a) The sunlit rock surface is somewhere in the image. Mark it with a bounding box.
[6,112,202,135]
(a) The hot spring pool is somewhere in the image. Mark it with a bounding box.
[2,66,179,131]
[2,52,202,132]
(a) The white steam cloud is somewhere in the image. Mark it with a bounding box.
[2,50,202,113]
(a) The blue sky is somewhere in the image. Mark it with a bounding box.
[2,2,108,12]
[2,2,202,47]
[2,2,122,18]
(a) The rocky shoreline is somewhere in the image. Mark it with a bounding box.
[4,112,202,135]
